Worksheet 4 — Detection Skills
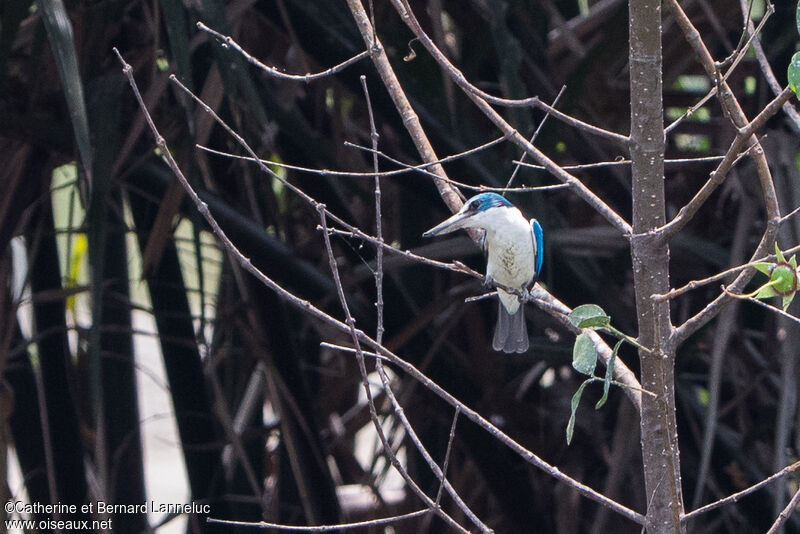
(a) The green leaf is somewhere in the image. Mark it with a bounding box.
[753,262,774,275]
[569,304,611,329]
[572,333,598,376]
[36,0,93,195]
[771,263,796,295]
[161,0,193,87]
[797,0,800,37]
[790,54,800,97]
[697,387,709,407]
[783,293,796,312]
[596,339,622,410]
[776,242,787,264]
[755,285,779,299]
[566,379,591,445]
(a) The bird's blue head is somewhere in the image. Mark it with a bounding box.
[464,192,513,213]
[422,193,515,237]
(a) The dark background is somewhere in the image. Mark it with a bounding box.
[1,0,800,532]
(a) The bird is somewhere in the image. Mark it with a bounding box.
[423,192,543,353]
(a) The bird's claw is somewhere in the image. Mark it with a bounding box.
[483,274,496,289]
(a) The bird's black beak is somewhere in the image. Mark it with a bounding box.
[422,209,472,237]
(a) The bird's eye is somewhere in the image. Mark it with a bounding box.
[470,200,480,210]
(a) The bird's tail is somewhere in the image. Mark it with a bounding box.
[493,300,529,353]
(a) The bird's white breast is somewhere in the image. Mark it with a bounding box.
[482,207,536,314]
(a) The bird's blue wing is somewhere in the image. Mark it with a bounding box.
[531,218,544,278]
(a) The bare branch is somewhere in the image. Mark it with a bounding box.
[360,73,485,529]
[661,87,793,240]
[653,243,800,302]
[505,86,566,190]
[345,142,568,193]
[374,364,490,532]
[690,198,752,509]
[207,509,430,530]
[720,288,800,327]
[766,486,800,534]
[435,407,460,505]
[663,0,780,258]
[737,0,800,134]
[345,0,463,216]
[198,140,568,193]
[381,19,630,147]
[514,154,725,172]
[529,286,643,409]
[116,46,645,528]
[683,461,800,522]
[660,0,788,345]
[381,0,633,236]
[196,22,370,82]
[317,206,472,533]
[664,2,774,134]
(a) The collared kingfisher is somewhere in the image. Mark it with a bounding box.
[423,193,543,353]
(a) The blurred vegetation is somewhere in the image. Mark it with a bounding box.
[2,0,800,532]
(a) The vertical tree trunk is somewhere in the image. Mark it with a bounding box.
[128,166,221,522]
[628,0,684,532]
[100,195,147,531]
[5,321,52,526]
[29,197,91,522]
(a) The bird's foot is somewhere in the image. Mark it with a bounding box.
[483,274,496,290]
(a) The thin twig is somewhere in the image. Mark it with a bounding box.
[375,364,490,532]
[420,406,461,532]
[383,0,633,236]
[359,73,489,532]
[197,22,369,82]
[766,486,800,534]
[346,142,569,193]
[652,244,800,302]
[117,45,645,526]
[360,75,384,345]
[197,140,567,192]
[660,87,792,240]
[739,0,800,134]
[365,70,463,522]
[720,287,800,327]
[359,73,415,514]
[663,0,781,345]
[780,204,800,226]
[514,154,725,172]
[207,508,430,530]
[436,407,460,505]
[345,0,463,216]
[318,206,472,533]
[363,6,629,147]
[664,2,774,134]
[504,85,566,191]
[691,198,752,509]
[682,460,800,522]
